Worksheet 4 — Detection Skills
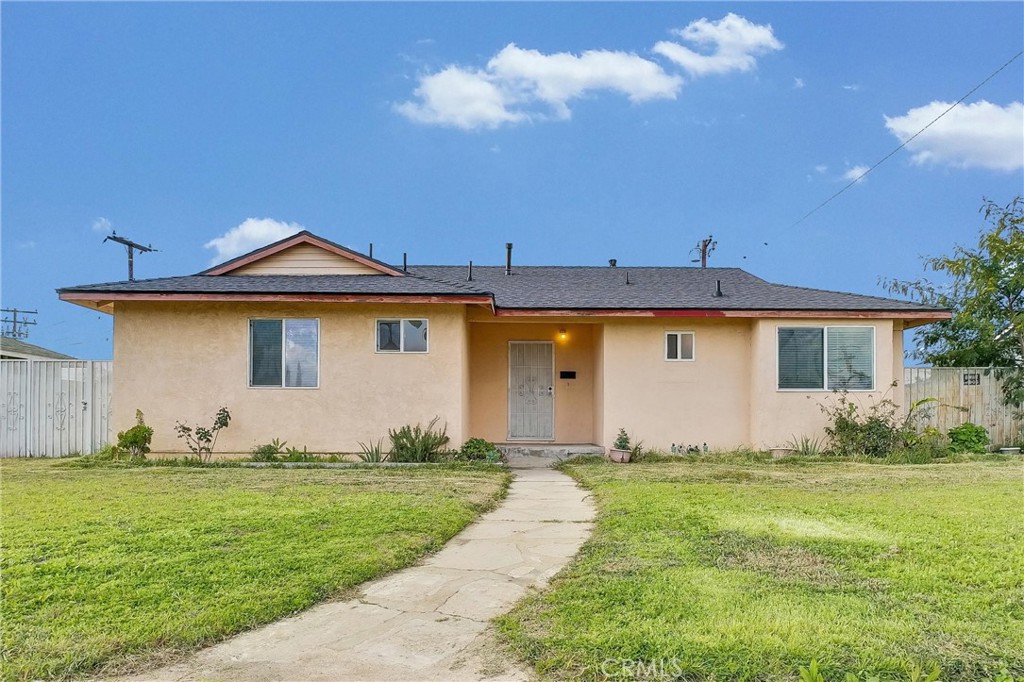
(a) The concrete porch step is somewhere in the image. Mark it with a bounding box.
[496,443,605,468]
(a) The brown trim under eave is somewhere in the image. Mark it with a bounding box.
[59,292,493,305]
[201,233,405,277]
[492,308,951,321]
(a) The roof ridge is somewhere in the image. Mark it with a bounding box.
[765,281,948,309]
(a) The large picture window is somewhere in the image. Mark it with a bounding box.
[377,319,429,353]
[249,319,319,388]
[777,326,874,391]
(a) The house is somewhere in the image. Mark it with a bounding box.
[58,231,949,454]
[0,337,76,361]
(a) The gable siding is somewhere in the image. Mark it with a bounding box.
[228,243,380,276]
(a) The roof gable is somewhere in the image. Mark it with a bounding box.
[201,231,403,277]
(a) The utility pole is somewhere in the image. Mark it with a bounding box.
[690,234,717,269]
[1,308,38,338]
[103,231,157,281]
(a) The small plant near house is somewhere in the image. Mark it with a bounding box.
[388,417,450,463]
[357,438,388,463]
[786,434,825,458]
[458,437,500,462]
[820,386,936,458]
[250,438,287,462]
[948,422,990,453]
[114,410,154,460]
[613,428,631,450]
[173,407,231,463]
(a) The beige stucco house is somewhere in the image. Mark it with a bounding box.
[59,232,949,454]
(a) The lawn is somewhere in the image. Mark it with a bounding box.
[498,458,1023,681]
[0,459,510,681]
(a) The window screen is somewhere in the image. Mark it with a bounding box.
[827,327,874,390]
[250,319,318,388]
[377,319,428,353]
[665,332,694,361]
[778,327,824,389]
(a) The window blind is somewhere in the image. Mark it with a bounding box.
[250,320,283,387]
[778,327,824,389]
[826,327,873,390]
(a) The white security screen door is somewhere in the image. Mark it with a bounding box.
[508,342,554,440]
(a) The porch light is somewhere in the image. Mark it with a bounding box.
[558,328,568,342]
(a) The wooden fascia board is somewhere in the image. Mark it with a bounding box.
[202,234,404,277]
[491,308,952,321]
[59,292,492,305]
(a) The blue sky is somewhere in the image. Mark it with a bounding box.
[2,2,1022,360]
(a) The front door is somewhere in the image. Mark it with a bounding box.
[508,342,554,440]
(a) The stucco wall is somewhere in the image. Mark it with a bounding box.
[748,318,898,449]
[112,301,469,454]
[467,322,596,443]
[600,318,753,451]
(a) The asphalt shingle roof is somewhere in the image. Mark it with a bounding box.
[0,337,76,360]
[59,265,945,313]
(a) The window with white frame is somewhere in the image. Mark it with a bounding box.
[249,319,319,388]
[777,326,874,391]
[665,331,695,361]
[376,319,429,353]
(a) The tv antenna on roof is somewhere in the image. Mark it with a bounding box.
[690,235,716,269]
[103,231,157,281]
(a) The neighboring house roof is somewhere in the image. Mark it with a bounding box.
[57,231,949,322]
[0,336,75,360]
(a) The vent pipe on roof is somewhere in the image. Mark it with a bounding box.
[369,243,373,259]
[403,253,407,272]
[714,280,724,297]
[609,258,617,267]
[625,271,631,285]
[467,260,473,282]
[505,243,513,276]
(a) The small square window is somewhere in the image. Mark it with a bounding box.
[377,319,429,353]
[665,332,695,361]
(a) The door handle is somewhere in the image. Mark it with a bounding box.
[547,386,553,395]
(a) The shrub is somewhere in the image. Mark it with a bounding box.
[613,428,631,450]
[459,437,499,461]
[388,418,449,463]
[948,422,990,453]
[820,388,934,458]
[173,407,231,463]
[250,438,287,462]
[358,438,388,463]
[115,410,153,460]
[787,434,825,457]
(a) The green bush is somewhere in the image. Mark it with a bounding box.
[389,418,449,463]
[173,407,231,463]
[459,438,499,461]
[820,389,934,458]
[787,434,825,457]
[115,410,153,460]
[358,439,388,463]
[948,422,990,453]
[250,438,287,462]
[613,428,631,450]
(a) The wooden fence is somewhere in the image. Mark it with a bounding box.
[904,367,1021,447]
[0,360,112,457]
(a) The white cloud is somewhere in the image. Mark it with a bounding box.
[92,217,112,233]
[814,164,828,174]
[396,14,778,131]
[842,84,861,92]
[843,165,870,183]
[205,218,304,265]
[652,13,782,77]
[395,44,680,129]
[884,100,1024,171]
[793,77,805,89]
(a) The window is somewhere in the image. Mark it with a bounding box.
[249,319,319,388]
[377,319,428,353]
[665,331,695,361]
[777,326,874,391]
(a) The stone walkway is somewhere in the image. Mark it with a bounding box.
[126,467,595,682]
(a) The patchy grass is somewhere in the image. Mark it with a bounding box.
[1,458,510,681]
[498,459,1023,681]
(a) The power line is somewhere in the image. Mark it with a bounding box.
[1,308,38,339]
[791,49,1024,229]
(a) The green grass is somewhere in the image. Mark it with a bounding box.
[1,458,510,681]
[498,459,1024,681]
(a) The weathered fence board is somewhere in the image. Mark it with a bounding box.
[904,367,1021,447]
[0,360,112,457]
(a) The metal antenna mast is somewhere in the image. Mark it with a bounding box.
[103,231,157,281]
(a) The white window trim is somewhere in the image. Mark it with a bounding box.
[664,331,696,362]
[776,325,875,393]
[248,318,321,390]
[375,318,430,354]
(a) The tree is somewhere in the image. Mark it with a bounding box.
[884,196,1023,407]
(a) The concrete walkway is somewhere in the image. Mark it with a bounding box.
[127,467,595,682]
